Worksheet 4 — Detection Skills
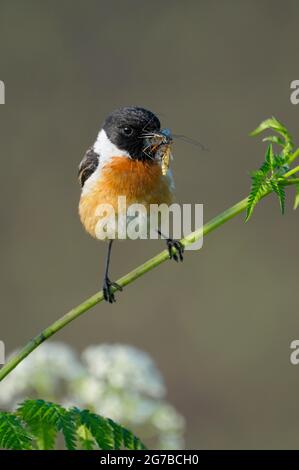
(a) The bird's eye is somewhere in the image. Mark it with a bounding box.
[122,126,133,136]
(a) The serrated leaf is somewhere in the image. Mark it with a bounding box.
[265,144,274,171]
[58,411,77,450]
[76,425,95,450]
[108,418,146,450]
[72,408,147,451]
[246,171,270,221]
[0,412,32,450]
[259,160,271,175]
[18,399,77,450]
[270,180,286,214]
[77,409,114,450]
[273,154,288,169]
[122,427,135,449]
[28,421,57,450]
[107,419,123,450]
[2,399,146,450]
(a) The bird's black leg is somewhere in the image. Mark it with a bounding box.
[102,240,123,303]
[158,230,184,262]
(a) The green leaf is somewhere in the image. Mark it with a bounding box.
[18,399,77,450]
[108,418,146,450]
[0,412,32,450]
[58,410,77,450]
[76,409,115,450]
[246,170,270,221]
[72,408,147,450]
[28,421,57,450]
[122,427,146,450]
[246,118,298,219]
[270,180,286,214]
[259,159,270,175]
[265,144,274,171]
[294,183,299,210]
[250,117,293,159]
[262,136,285,146]
[76,424,95,450]
[1,399,146,450]
[250,116,289,139]
[107,418,123,450]
[273,154,288,169]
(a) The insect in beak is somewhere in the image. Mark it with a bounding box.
[143,129,173,174]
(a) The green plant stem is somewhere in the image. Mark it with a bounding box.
[1,177,299,383]
[287,148,299,165]
[280,178,299,185]
[283,165,299,178]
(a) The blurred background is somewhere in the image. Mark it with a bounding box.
[0,0,299,449]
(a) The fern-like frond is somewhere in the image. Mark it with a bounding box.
[265,143,274,171]
[107,418,123,449]
[270,180,285,214]
[0,412,32,450]
[122,425,146,450]
[10,400,147,450]
[72,408,146,450]
[27,421,57,450]
[76,424,95,450]
[246,118,299,219]
[273,154,289,173]
[57,411,77,450]
[246,170,270,221]
[18,400,77,450]
[250,116,294,157]
[108,418,146,450]
[74,409,115,450]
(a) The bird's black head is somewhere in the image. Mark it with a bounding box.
[103,106,162,161]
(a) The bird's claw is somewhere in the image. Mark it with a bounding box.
[166,239,184,262]
[103,277,123,303]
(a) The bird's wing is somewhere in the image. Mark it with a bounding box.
[78,147,99,187]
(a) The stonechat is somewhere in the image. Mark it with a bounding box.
[78,106,184,303]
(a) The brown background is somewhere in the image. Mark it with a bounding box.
[0,0,299,449]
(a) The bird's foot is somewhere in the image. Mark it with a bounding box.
[166,238,184,262]
[103,277,123,303]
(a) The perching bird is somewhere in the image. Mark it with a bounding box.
[78,106,184,303]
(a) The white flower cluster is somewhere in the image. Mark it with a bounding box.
[0,342,185,449]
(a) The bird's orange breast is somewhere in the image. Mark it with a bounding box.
[79,157,173,238]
